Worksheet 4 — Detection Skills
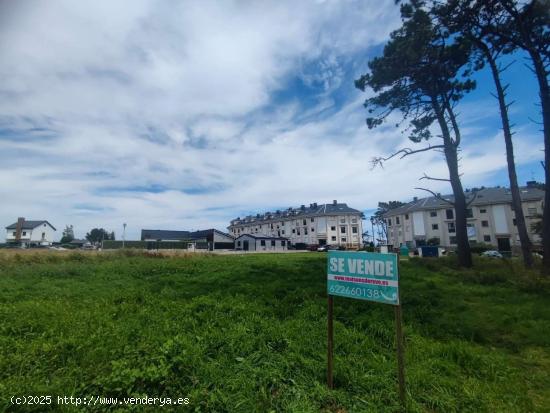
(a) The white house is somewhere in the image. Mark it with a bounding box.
[235,234,288,252]
[5,218,57,246]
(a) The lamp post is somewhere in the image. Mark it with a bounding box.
[122,223,127,248]
[370,217,375,246]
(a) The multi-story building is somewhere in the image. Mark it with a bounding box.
[228,200,364,248]
[382,183,544,252]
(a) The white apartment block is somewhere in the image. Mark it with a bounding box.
[382,184,544,252]
[228,200,364,248]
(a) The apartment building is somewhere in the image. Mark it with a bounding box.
[228,200,364,248]
[382,183,544,251]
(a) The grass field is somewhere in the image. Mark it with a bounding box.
[0,251,549,412]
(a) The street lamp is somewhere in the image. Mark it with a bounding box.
[370,217,375,246]
[122,223,127,248]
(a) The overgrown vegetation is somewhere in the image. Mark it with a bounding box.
[0,252,549,412]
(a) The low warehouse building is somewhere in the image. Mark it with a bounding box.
[235,234,288,252]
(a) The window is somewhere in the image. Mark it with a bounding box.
[352,218,357,223]
[466,208,473,218]
[448,222,456,233]
[340,226,346,233]
[12,231,16,236]
[352,227,358,234]
[396,217,400,225]
[430,211,437,217]
[513,218,517,226]
[484,235,491,242]
[237,241,241,247]
[388,218,392,226]
[480,208,487,213]
[450,236,457,244]
[271,240,275,246]
[41,232,45,239]
[432,224,439,230]
[261,240,266,246]
[292,229,296,234]
[446,209,454,219]
[311,228,315,232]
[331,236,336,241]
[282,230,285,235]
[311,218,314,222]
[297,229,300,235]
[340,218,345,223]
[481,220,489,227]
[341,237,347,242]
[304,228,308,235]
[22,231,27,236]
[303,219,306,225]
[330,226,336,231]
[405,214,409,220]
[281,240,286,246]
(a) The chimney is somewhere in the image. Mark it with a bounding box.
[313,202,318,208]
[15,217,25,241]
[413,196,418,202]
[333,200,337,205]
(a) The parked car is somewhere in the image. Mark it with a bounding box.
[317,245,339,252]
[481,250,503,258]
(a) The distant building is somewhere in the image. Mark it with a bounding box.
[228,200,364,249]
[140,228,234,250]
[235,234,288,252]
[382,183,544,252]
[5,217,57,246]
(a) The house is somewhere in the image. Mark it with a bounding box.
[5,217,57,247]
[382,183,544,252]
[140,228,234,250]
[228,200,364,249]
[235,234,288,252]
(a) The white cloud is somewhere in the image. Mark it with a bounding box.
[0,0,544,241]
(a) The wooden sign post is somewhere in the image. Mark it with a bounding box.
[327,250,405,409]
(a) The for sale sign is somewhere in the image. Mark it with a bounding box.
[327,250,399,305]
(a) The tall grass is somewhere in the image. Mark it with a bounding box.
[0,252,549,412]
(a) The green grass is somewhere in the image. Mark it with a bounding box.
[0,251,549,412]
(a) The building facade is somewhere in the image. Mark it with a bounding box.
[382,184,544,251]
[235,234,288,252]
[141,228,234,250]
[5,218,57,246]
[228,200,364,248]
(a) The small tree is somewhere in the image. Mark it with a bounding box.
[60,225,75,244]
[356,4,475,267]
[85,228,114,245]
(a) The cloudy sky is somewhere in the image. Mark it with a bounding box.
[0,0,545,241]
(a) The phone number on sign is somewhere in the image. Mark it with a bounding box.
[329,285,382,298]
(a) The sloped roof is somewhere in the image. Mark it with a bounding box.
[235,234,289,241]
[383,186,545,218]
[141,229,191,240]
[5,220,56,231]
[230,202,362,226]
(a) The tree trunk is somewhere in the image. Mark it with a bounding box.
[529,51,550,273]
[480,42,533,267]
[432,96,473,267]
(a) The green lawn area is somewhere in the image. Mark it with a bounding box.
[0,251,549,412]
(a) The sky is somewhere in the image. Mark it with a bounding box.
[0,0,546,241]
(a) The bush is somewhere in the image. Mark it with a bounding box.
[469,243,492,254]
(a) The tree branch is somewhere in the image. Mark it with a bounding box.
[371,144,446,168]
[419,173,450,182]
[414,187,455,206]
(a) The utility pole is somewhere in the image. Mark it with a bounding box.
[122,223,127,248]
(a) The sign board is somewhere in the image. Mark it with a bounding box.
[327,250,399,305]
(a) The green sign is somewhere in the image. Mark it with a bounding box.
[327,250,399,305]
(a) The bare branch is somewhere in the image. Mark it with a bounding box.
[414,187,455,206]
[466,190,479,207]
[370,144,446,169]
[419,173,451,182]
